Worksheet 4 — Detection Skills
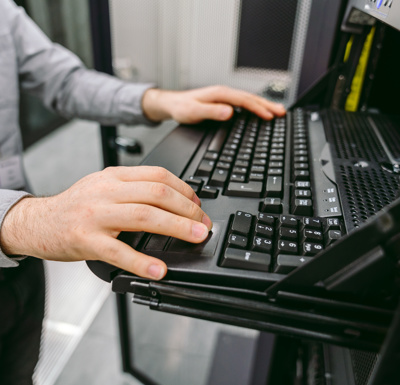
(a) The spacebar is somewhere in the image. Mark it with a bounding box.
[225,182,262,197]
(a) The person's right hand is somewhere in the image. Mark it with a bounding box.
[0,166,212,280]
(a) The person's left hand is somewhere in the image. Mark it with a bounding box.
[142,85,286,124]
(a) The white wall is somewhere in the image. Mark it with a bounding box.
[110,0,312,103]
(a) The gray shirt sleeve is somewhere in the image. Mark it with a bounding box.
[8,0,157,126]
[0,190,31,267]
[0,1,161,267]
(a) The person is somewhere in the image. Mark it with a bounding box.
[0,0,286,383]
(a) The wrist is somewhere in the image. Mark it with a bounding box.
[142,88,174,122]
[0,196,61,259]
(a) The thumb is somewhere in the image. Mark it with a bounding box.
[194,102,234,122]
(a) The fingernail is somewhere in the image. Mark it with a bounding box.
[202,214,213,230]
[192,194,201,206]
[192,223,209,240]
[148,264,165,280]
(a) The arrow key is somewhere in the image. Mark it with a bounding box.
[266,176,282,197]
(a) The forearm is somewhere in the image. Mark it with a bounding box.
[0,196,64,260]
[0,190,32,267]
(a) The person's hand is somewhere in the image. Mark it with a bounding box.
[142,85,286,124]
[0,166,212,280]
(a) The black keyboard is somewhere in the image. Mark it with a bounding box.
[187,109,315,216]
[180,108,346,275]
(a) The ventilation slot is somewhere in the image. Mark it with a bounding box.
[340,165,399,228]
[325,110,387,162]
[350,350,378,385]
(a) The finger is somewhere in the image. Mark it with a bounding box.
[113,181,212,226]
[188,101,234,122]
[198,87,286,119]
[105,166,201,206]
[104,203,212,242]
[95,236,168,280]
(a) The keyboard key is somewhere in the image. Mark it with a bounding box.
[186,177,203,193]
[235,160,249,168]
[302,217,322,230]
[262,198,282,213]
[303,242,324,256]
[302,229,323,242]
[254,152,268,159]
[249,173,264,181]
[268,168,283,175]
[251,165,265,173]
[279,215,298,228]
[252,236,273,253]
[237,153,251,161]
[204,151,219,160]
[230,174,245,183]
[266,176,282,197]
[253,159,267,166]
[294,163,309,170]
[217,161,231,170]
[227,234,248,249]
[257,213,275,226]
[221,248,270,272]
[295,189,311,197]
[220,155,233,163]
[233,167,248,174]
[223,149,236,156]
[269,162,283,168]
[186,176,203,186]
[144,235,170,251]
[294,170,310,181]
[274,254,312,274]
[279,227,298,240]
[326,229,342,245]
[209,168,229,187]
[196,159,215,176]
[226,182,262,197]
[327,218,341,230]
[231,211,253,235]
[255,223,274,238]
[293,199,313,216]
[208,124,229,152]
[276,240,298,255]
[199,186,218,199]
[295,181,310,188]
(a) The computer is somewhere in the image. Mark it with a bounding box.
[88,0,400,383]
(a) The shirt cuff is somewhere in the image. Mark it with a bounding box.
[0,190,32,267]
[116,83,161,127]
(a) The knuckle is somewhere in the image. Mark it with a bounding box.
[150,182,170,199]
[214,85,227,95]
[102,166,116,175]
[188,201,201,219]
[131,204,151,224]
[152,166,170,183]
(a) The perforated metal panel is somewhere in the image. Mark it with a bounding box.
[110,0,313,105]
[350,350,379,385]
[321,109,400,231]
